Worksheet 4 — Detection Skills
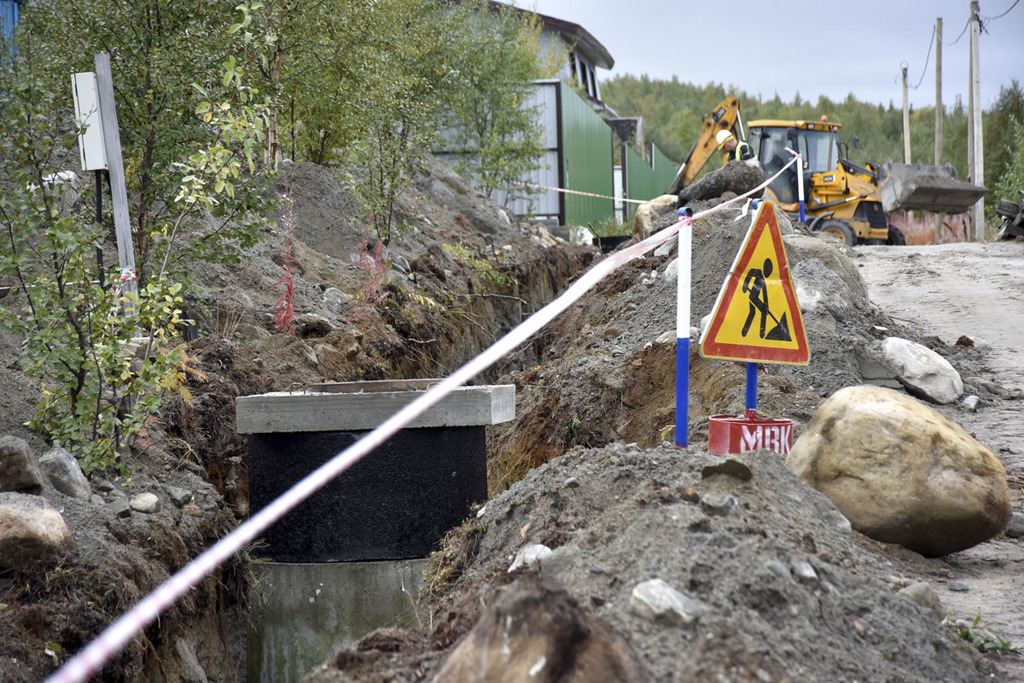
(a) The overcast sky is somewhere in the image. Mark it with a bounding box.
[521,0,1023,111]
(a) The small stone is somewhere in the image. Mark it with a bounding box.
[630,578,704,626]
[508,544,552,572]
[109,498,131,518]
[654,237,676,257]
[1005,513,1024,539]
[39,446,91,501]
[182,504,203,518]
[765,559,791,580]
[130,492,161,514]
[563,477,580,489]
[948,580,970,592]
[897,582,944,619]
[960,395,979,412]
[700,493,740,517]
[791,559,819,583]
[662,258,679,283]
[166,486,193,507]
[0,436,46,493]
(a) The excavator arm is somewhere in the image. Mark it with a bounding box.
[668,96,742,194]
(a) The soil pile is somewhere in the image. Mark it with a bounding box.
[1,158,1021,682]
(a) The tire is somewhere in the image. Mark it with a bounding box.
[886,225,906,246]
[816,219,856,247]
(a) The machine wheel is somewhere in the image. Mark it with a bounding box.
[816,219,856,247]
[886,225,906,245]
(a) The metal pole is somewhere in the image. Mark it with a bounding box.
[745,362,757,419]
[94,170,105,289]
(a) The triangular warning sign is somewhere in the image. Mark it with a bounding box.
[700,202,809,364]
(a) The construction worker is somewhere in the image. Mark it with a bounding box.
[716,129,756,164]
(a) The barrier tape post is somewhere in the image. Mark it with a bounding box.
[47,154,802,683]
[675,206,693,448]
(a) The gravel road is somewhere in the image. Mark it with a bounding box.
[855,241,1024,678]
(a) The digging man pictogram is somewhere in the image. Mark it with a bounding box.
[741,258,791,342]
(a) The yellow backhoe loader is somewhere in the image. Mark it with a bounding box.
[670,98,988,246]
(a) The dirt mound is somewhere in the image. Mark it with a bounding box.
[308,194,1014,682]
[486,202,988,489]
[1,154,1018,682]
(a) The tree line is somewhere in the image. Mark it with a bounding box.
[600,75,1024,213]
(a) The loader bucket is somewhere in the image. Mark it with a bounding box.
[879,162,988,214]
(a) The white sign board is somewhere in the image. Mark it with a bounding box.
[72,72,108,172]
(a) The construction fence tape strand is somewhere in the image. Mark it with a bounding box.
[47,153,800,683]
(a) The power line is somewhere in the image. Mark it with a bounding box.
[940,16,970,45]
[908,25,935,90]
[983,0,1020,20]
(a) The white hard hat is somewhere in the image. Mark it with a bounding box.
[716,129,734,146]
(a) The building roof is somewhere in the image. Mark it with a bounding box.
[490,2,614,70]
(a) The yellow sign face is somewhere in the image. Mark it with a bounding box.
[700,202,809,364]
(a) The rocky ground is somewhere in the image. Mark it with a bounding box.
[1,156,1022,682]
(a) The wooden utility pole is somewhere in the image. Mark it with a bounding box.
[969,1,985,240]
[934,19,943,166]
[901,64,912,164]
[935,17,943,242]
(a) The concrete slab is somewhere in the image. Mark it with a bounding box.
[236,381,515,434]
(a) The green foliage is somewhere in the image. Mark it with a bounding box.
[944,614,1022,656]
[0,15,270,473]
[993,113,1024,201]
[442,242,514,287]
[23,0,272,287]
[437,1,551,203]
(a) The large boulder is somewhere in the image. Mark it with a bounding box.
[631,194,678,242]
[0,492,77,570]
[786,385,1011,556]
[433,577,651,682]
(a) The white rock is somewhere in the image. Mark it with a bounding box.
[130,492,161,514]
[630,578,704,626]
[880,337,963,404]
[508,543,552,572]
[662,258,679,282]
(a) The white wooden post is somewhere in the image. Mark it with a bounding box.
[93,53,139,307]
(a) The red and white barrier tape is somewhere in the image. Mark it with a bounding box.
[510,180,649,204]
[112,268,137,299]
[47,154,799,683]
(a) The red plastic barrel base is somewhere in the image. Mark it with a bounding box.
[707,414,794,456]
